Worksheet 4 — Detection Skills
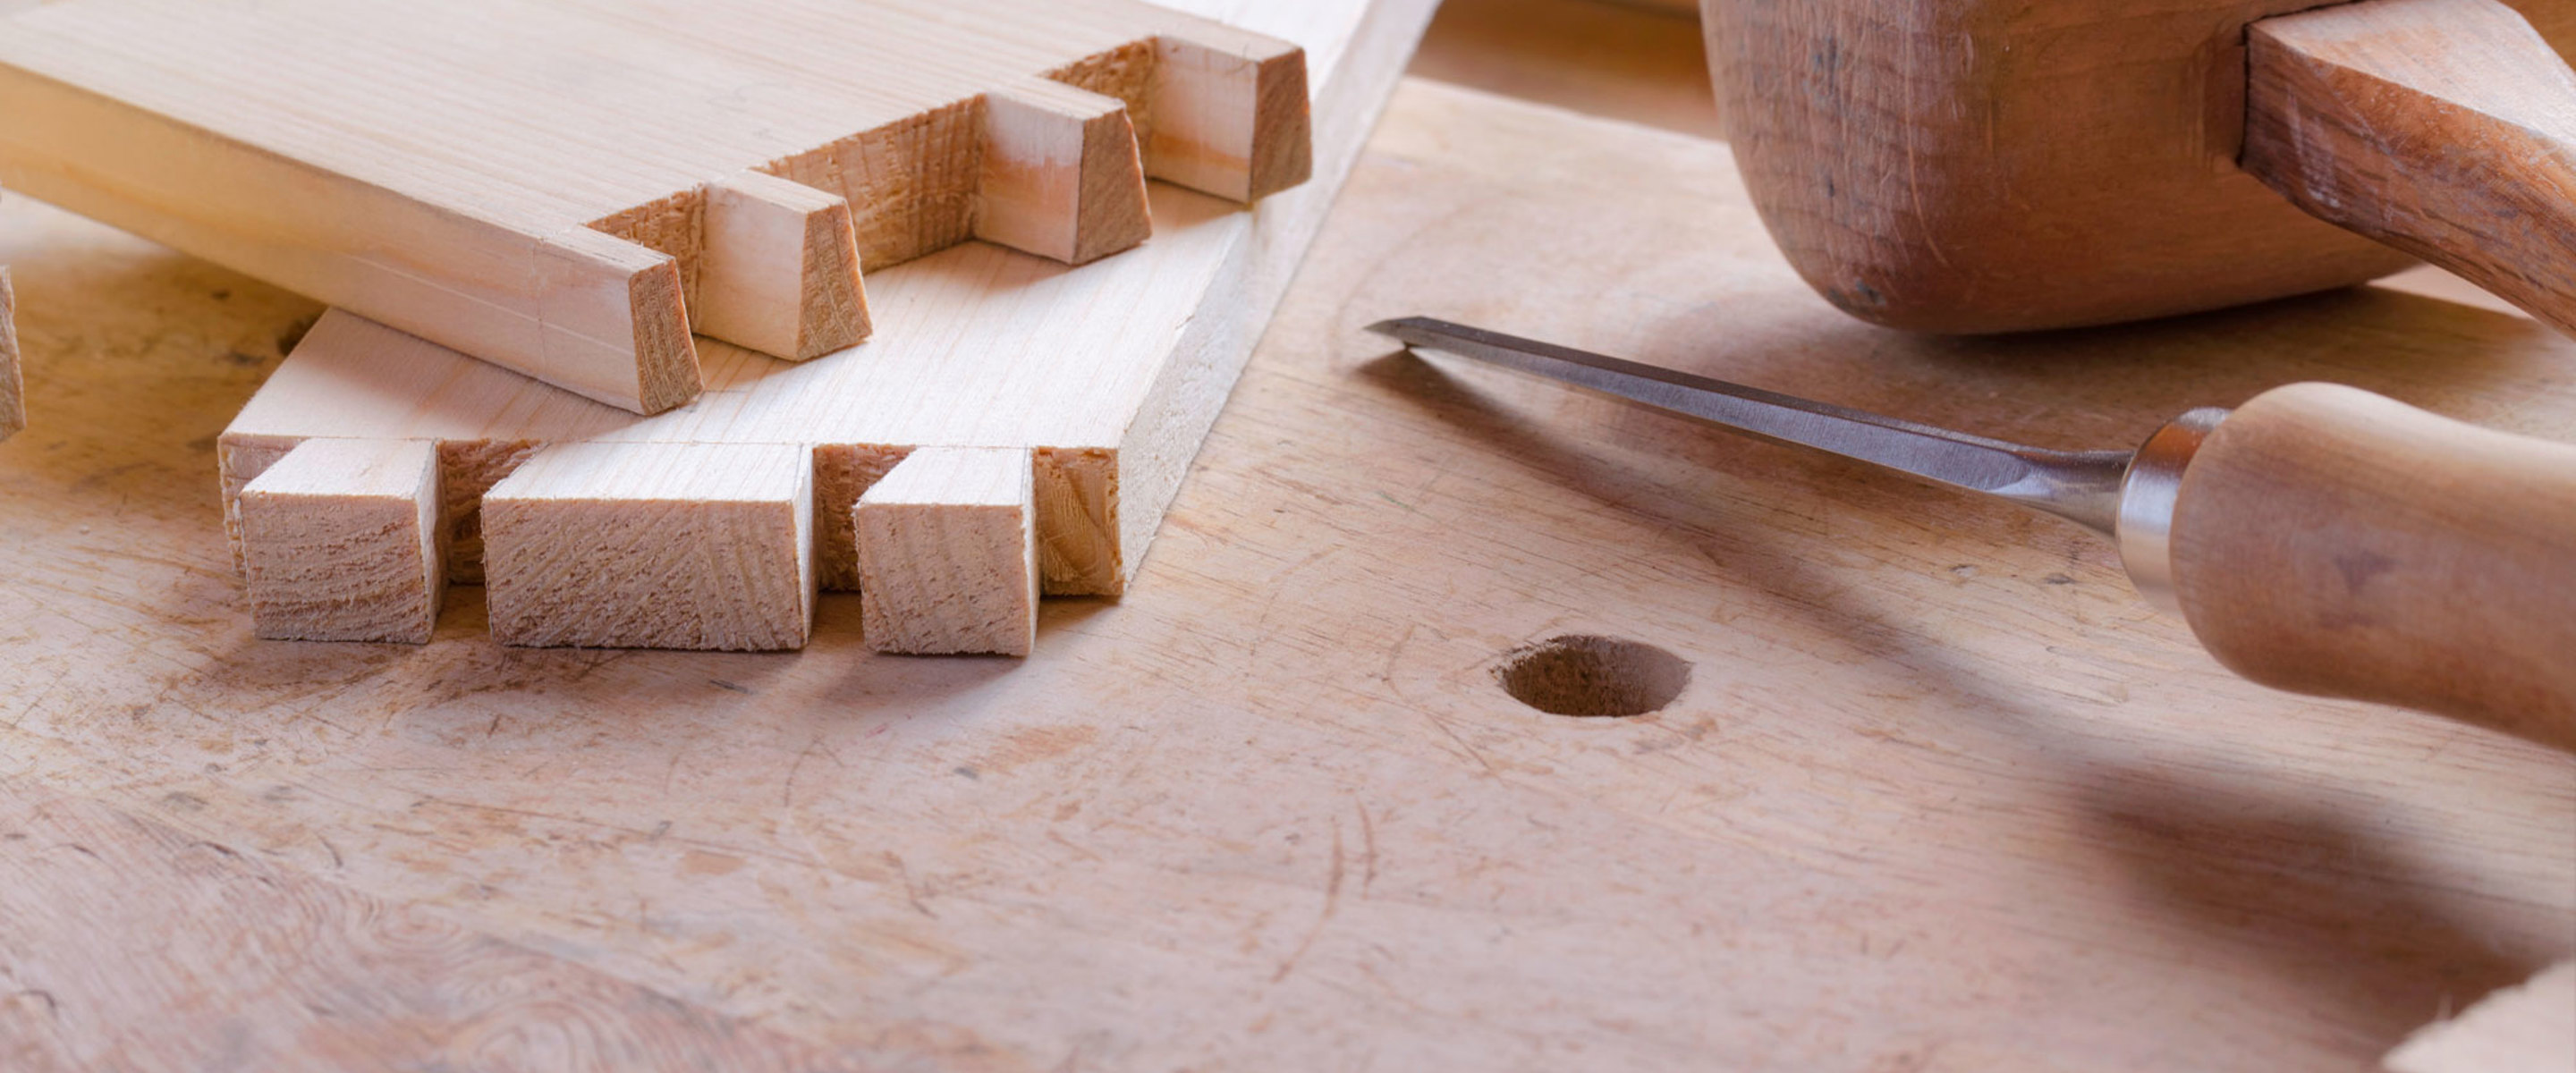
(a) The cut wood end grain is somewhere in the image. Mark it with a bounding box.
[858,447,1039,656]
[530,227,702,415]
[238,439,444,644]
[0,266,21,441]
[697,171,873,361]
[977,79,1153,266]
[484,442,817,651]
[1144,31,1314,202]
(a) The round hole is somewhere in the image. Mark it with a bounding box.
[1494,634,1691,717]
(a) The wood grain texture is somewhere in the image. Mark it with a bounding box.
[2170,383,2576,751]
[857,447,1038,655]
[2385,960,2576,1073]
[2245,0,2576,337]
[214,0,1438,652]
[0,266,20,441]
[1700,0,2576,334]
[695,172,871,363]
[0,779,844,1073]
[1703,0,2408,333]
[483,442,816,650]
[238,438,444,644]
[975,79,1153,266]
[4,78,2572,1072]
[0,0,1312,413]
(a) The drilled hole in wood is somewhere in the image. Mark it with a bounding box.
[1495,635,1690,717]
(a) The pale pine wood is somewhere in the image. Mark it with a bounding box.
[216,0,1436,652]
[0,0,1313,414]
[483,442,816,650]
[2169,383,2576,752]
[2385,961,2576,1073]
[976,79,1153,266]
[1147,30,1314,202]
[237,438,444,644]
[1702,0,2576,334]
[9,76,2574,1073]
[2246,0,2576,338]
[695,172,871,362]
[0,779,837,1072]
[857,447,1039,655]
[0,266,20,441]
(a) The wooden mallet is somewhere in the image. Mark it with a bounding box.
[1706,0,2576,334]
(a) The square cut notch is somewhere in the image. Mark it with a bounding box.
[483,442,815,651]
[237,438,444,643]
[857,447,1038,656]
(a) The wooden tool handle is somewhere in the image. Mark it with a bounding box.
[2168,384,2576,750]
[2244,0,2576,336]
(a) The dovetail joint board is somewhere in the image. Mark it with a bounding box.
[214,0,1439,654]
[0,0,1312,414]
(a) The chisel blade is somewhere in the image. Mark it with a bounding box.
[1368,317,2131,534]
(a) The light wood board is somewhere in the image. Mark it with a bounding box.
[0,0,1313,413]
[1,78,2572,1071]
[213,0,1434,654]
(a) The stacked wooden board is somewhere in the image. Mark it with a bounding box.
[207,0,1433,653]
[0,0,1311,414]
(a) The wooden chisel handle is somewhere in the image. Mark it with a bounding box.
[2166,384,2576,750]
[2244,0,2576,337]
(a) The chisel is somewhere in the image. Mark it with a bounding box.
[1370,317,2576,750]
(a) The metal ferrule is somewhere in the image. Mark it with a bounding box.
[2114,407,2230,613]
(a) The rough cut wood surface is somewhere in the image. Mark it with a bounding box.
[214,0,1435,652]
[238,438,445,644]
[0,778,836,1073]
[0,0,1312,413]
[1701,0,2576,334]
[483,442,818,651]
[857,447,1039,655]
[0,79,2570,1071]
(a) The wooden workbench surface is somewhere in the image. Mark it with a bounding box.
[3,76,2572,1070]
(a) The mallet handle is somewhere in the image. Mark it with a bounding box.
[2245,0,2576,335]
[2168,384,2576,750]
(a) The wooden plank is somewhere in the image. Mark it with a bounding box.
[0,780,839,1072]
[483,442,815,650]
[0,0,1314,414]
[2385,961,2576,1073]
[9,75,2573,1072]
[215,0,1438,652]
[857,447,1038,655]
[238,438,443,643]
